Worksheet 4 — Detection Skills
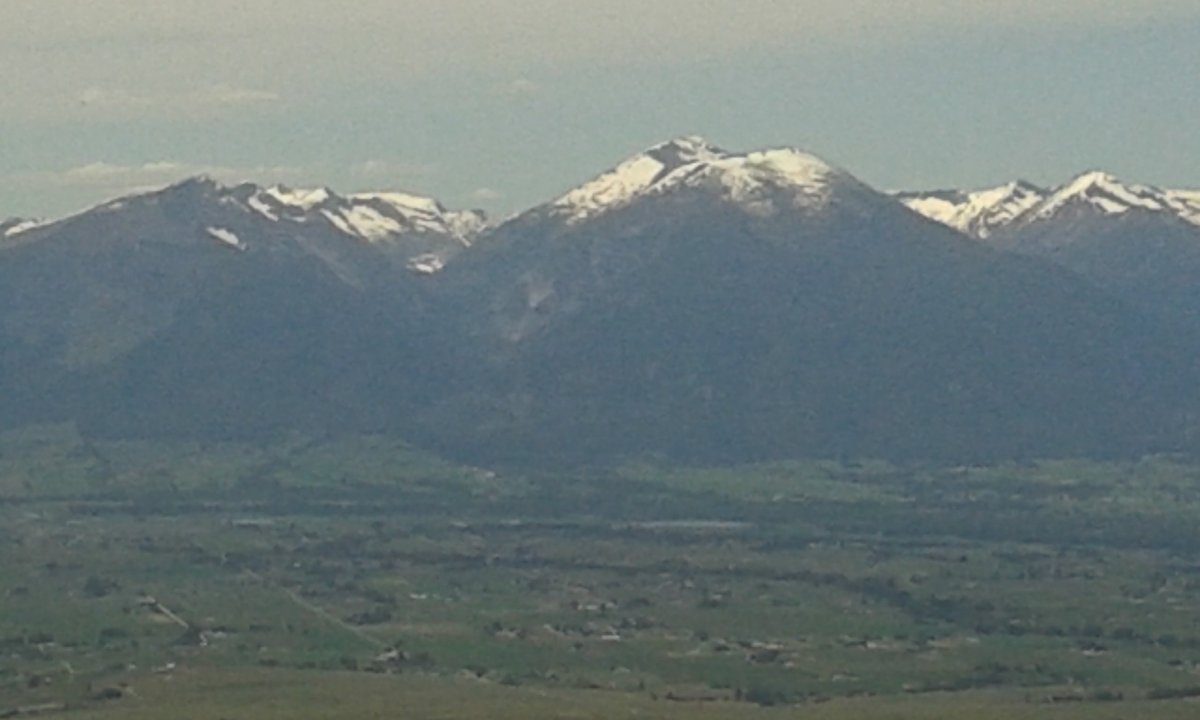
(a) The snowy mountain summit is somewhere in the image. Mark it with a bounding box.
[550,136,853,222]
[1021,171,1200,228]
[241,184,486,245]
[902,172,1200,239]
[897,181,1045,239]
[16,176,486,275]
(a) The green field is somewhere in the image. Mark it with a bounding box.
[4,425,1200,717]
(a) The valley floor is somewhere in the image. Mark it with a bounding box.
[3,427,1200,717]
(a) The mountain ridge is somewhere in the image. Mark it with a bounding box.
[4,138,1200,466]
[423,140,1199,465]
[900,171,1200,240]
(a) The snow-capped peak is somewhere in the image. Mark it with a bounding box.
[549,138,848,222]
[14,175,488,274]
[642,135,727,166]
[898,180,1045,239]
[1027,170,1178,222]
[236,184,485,245]
[704,148,839,195]
[551,138,725,222]
[901,172,1200,237]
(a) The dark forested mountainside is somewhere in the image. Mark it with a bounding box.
[3,140,1199,466]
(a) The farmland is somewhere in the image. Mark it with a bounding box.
[4,426,1200,717]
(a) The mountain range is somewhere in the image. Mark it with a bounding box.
[898,172,1200,323]
[4,137,1199,466]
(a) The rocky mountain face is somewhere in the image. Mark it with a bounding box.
[3,140,1199,465]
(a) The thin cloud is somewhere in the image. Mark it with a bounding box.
[60,161,185,186]
[349,160,438,182]
[0,160,309,220]
[4,2,1197,122]
[29,160,304,192]
[193,84,279,107]
[77,86,154,110]
[11,2,1196,106]
[73,83,279,119]
[471,187,504,202]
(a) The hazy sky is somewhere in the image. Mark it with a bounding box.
[3,0,1199,219]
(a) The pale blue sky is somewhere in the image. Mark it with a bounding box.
[2,0,1199,220]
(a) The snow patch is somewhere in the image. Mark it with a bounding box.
[702,149,837,207]
[2,219,45,237]
[265,186,334,211]
[444,210,487,243]
[353,191,443,217]
[406,253,446,275]
[239,184,485,245]
[206,226,247,251]
[554,155,669,221]
[237,188,475,244]
[319,209,356,237]
[325,206,404,242]
[351,192,480,239]
[902,195,962,225]
[246,194,279,221]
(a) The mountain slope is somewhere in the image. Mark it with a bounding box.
[0,178,475,438]
[4,147,1199,465]
[423,139,1198,465]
